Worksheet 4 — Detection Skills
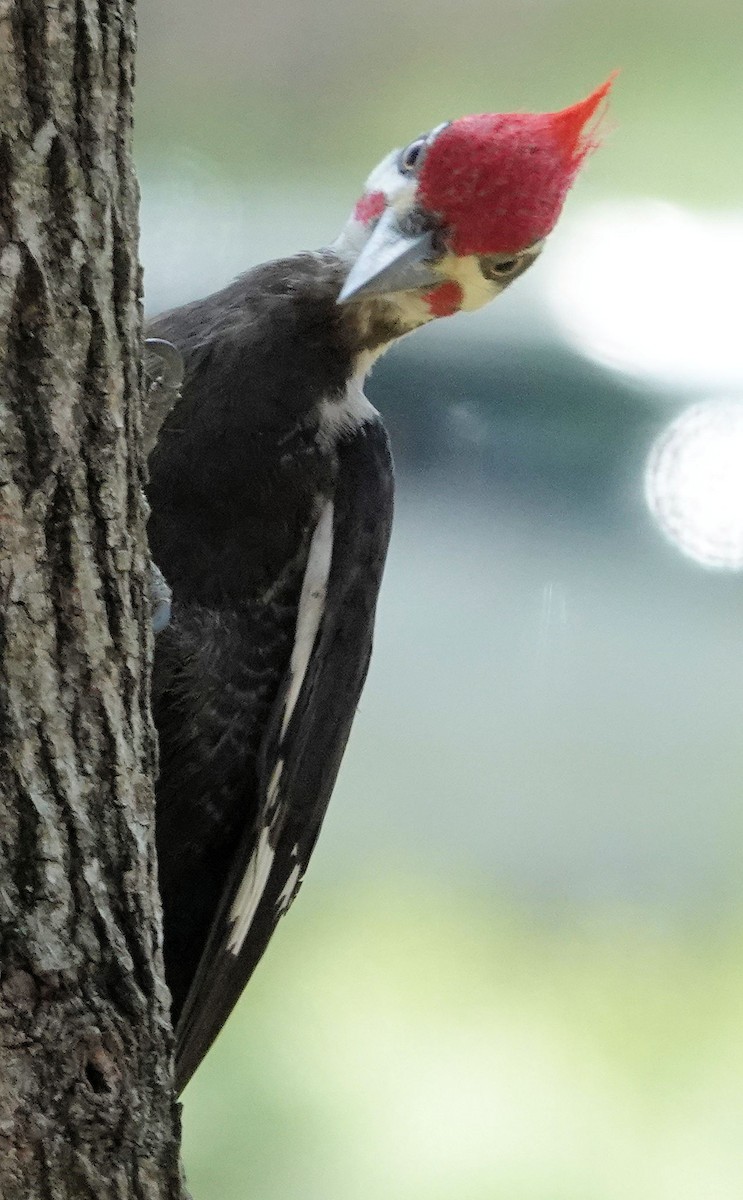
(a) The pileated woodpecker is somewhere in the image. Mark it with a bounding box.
[145,79,612,1093]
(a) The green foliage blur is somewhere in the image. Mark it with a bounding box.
[185,881,743,1199]
[137,0,743,206]
[136,1,743,1195]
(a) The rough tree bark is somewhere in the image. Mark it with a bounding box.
[0,2,186,1196]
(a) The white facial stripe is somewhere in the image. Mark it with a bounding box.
[362,148,407,200]
[333,150,415,259]
[428,121,450,141]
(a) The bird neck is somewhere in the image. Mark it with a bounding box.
[332,227,434,371]
[344,290,434,365]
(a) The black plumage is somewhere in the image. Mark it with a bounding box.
[143,84,606,1101]
[146,251,394,1092]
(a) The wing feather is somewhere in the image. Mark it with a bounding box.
[173,418,394,1093]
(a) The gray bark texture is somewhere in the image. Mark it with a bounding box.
[0,2,187,1196]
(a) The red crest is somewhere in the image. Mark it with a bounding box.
[418,76,614,256]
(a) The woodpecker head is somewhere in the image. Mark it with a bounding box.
[335,77,612,332]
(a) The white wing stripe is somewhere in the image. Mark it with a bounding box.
[275,862,302,917]
[226,500,334,956]
[227,823,276,955]
[280,498,334,740]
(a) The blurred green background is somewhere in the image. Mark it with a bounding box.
[136,1,743,1195]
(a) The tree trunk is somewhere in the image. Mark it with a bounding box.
[0,2,185,1195]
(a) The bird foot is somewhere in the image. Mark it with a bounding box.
[149,561,172,634]
[145,338,184,395]
[143,338,185,456]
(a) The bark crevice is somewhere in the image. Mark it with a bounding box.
[0,2,186,1196]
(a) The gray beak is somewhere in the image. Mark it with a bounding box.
[337,207,443,304]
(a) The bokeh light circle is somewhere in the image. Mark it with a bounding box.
[645,399,743,569]
[546,203,743,390]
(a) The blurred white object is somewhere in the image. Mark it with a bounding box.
[645,398,743,569]
[546,202,743,390]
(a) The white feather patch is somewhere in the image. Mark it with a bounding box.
[226,759,283,955]
[275,861,302,917]
[225,501,335,956]
[279,498,335,740]
[317,370,378,448]
[227,825,275,955]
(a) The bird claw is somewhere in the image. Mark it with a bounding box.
[149,561,172,634]
[145,338,184,395]
[143,338,185,456]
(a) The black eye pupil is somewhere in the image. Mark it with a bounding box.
[402,141,424,170]
[480,256,522,280]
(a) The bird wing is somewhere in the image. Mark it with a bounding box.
[173,417,394,1093]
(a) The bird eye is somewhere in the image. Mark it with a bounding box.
[479,254,533,283]
[399,138,426,174]
[480,256,521,279]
